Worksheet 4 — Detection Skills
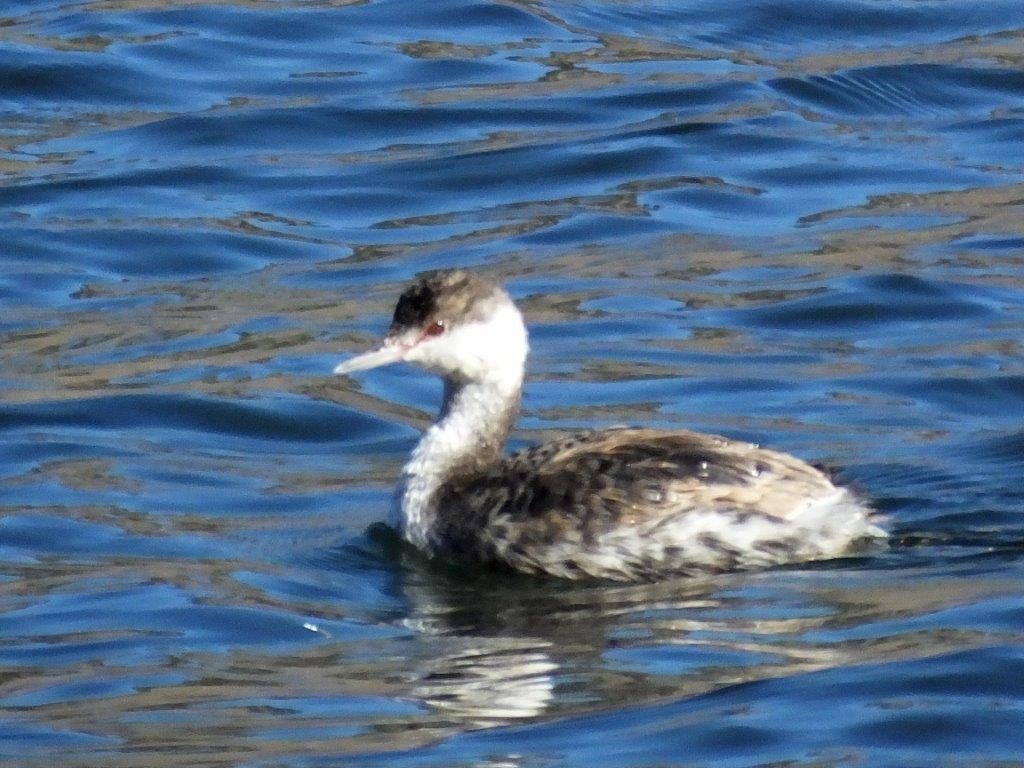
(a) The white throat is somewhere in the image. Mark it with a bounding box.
[393,303,528,549]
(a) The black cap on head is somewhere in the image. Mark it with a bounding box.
[389,269,501,334]
[391,279,437,331]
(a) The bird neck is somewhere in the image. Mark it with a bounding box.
[397,374,522,549]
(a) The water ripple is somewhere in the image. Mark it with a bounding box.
[2,0,1024,765]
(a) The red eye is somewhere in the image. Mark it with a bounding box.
[424,320,446,337]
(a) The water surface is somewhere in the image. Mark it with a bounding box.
[2,1,1024,766]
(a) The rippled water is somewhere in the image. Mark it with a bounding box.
[2,1,1024,766]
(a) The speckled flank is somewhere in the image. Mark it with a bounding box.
[337,270,885,581]
[431,428,880,581]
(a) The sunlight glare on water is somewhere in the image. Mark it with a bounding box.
[1,0,1024,766]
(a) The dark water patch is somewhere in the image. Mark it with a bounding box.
[947,116,1024,164]
[696,0,1024,50]
[0,53,166,106]
[898,509,1024,547]
[519,210,669,246]
[656,183,759,214]
[0,512,227,562]
[618,116,811,156]
[735,273,998,333]
[0,577,187,639]
[911,227,1024,268]
[340,0,560,39]
[108,105,534,155]
[748,159,977,193]
[0,394,392,445]
[0,574,330,653]
[0,269,85,309]
[57,227,271,279]
[951,234,1024,253]
[554,0,1024,52]
[851,461,975,501]
[0,165,250,209]
[585,80,758,115]
[877,375,1024,419]
[965,429,1024,471]
[167,603,333,648]
[0,722,118,760]
[771,64,1024,118]
[230,564,413,629]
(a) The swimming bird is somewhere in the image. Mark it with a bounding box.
[333,269,884,581]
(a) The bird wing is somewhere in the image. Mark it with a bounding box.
[434,428,838,551]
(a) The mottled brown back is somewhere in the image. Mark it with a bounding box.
[429,427,835,570]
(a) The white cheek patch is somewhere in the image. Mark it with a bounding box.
[405,304,528,387]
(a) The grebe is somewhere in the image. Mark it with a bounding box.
[334,269,884,581]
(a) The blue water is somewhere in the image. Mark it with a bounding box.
[2,1,1024,765]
